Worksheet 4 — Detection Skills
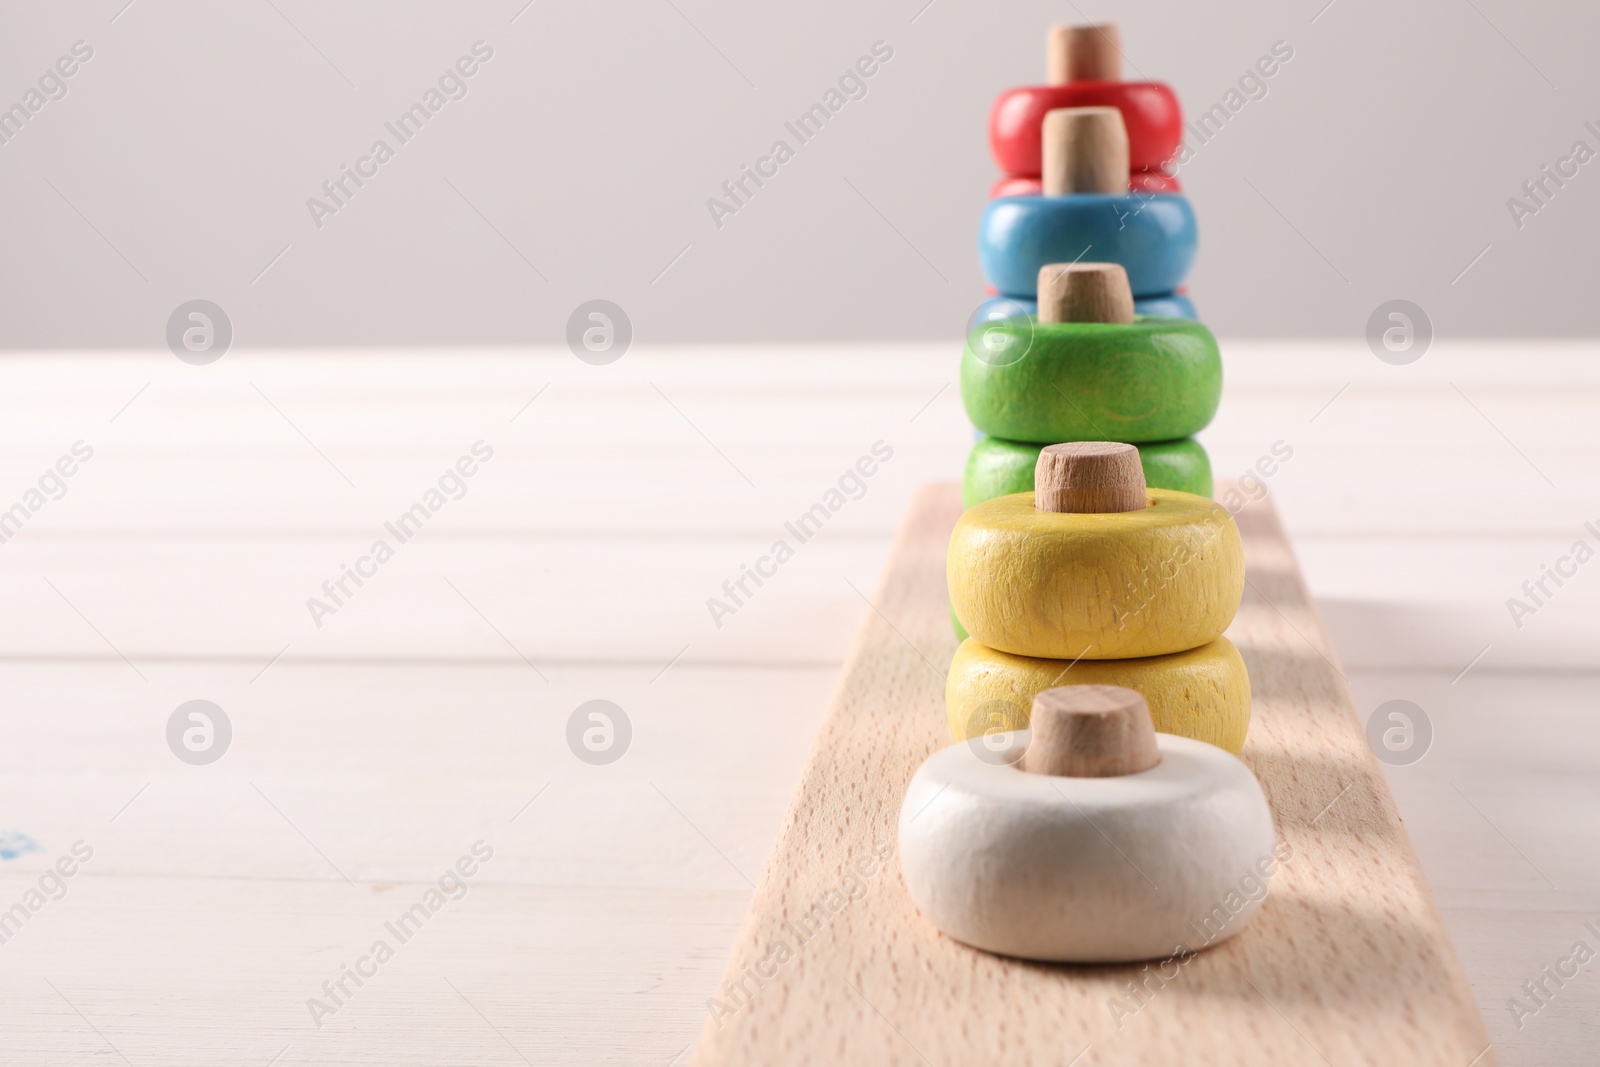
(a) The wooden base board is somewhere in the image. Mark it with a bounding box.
[692,483,1495,1067]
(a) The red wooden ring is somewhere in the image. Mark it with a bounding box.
[989,169,1181,199]
[989,81,1183,174]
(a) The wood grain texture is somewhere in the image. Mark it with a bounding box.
[1023,684,1160,777]
[1036,262,1136,325]
[691,481,1496,1067]
[1034,440,1145,513]
[1041,106,1130,196]
[1047,24,1122,85]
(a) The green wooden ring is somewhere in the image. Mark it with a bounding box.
[950,602,969,642]
[961,317,1221,443]
[963,435,1212,509]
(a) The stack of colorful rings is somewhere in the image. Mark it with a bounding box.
[981,23,1194,320]
[946,436,1253,759]
[962,23,1218,526]
[907,24,1261,965]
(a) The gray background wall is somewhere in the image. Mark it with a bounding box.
[0,0,1594,347]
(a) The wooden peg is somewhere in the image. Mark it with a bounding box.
[1034,441,1146,514]
[1023,685,1161,777]
[1042,106,1130,195]
[1048,23,1122,84]
[1036,262,1135,324]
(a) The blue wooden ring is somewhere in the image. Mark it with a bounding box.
[978,194,1198,298]
[976,291,1197,323]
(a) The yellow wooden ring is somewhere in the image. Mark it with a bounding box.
[948,488,1243,659]
[946,636,1252,754]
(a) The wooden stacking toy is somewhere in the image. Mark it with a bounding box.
[963,264,1220,445]
[949,26,1249,758]
[947,442,1251,750]
[900,684,1275,961]
[988,25,1183,197]
[980,107,1197,300]
[694,18,1497,1060]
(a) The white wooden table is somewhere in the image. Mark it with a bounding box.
[0,342,1593,1065]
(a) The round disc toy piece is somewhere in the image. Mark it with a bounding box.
[980,193,1197,298]
[990,81,1181,175]
[963,265,1220,443]
[900,685,1276,962]
[989,25,1182,177]
[947,442,1244,660]
[963,434,1212,507]
[946,635,1251,753]
[981,108,1196,298]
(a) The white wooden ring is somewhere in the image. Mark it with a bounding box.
[899,732,1276,962]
